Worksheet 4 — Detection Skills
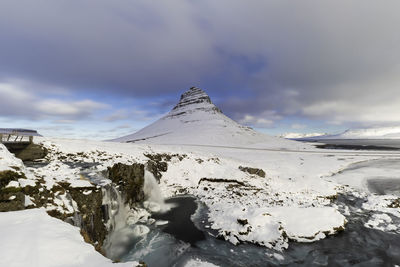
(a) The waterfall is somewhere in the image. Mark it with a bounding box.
[143,170,174,213]
[102,185,131,234]
[102,185,150,260]
[101,171,172,260]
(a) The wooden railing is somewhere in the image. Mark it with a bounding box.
[0,134,33,144]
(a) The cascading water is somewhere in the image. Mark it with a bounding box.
[102,185,150,260]
[102,170,171,260]
[143,170,174,213]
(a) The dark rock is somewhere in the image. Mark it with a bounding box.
[171,87,223,114]
[0,170,25,188]
[0,191,25,211]
[24,181,54,208]
[198,177,247,186]
[388,198,400,208]
[107,163,145,204]
[7,143,48,161]
[144,153,186,162]
[146,160,167,181]
[144,153,186,181]
[239,166,266,178]
[237,218,249,226]
[68,187,106,252]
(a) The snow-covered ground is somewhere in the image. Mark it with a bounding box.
[0,144,26,172]
[1,136,400,265]
[0,208,136,267]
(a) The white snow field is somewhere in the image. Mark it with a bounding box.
[0,208,136,267]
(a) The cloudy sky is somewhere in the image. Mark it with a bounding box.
[1,0,400,139]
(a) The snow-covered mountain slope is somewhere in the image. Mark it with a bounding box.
[336,126,400,139]
[279,132,328,139]
[113,87,305,149]
[310,126,400,140]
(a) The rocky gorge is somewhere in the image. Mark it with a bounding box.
[0,142,182,259]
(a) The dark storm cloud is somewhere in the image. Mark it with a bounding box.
[0,0,218,96]
[1,0,400,127]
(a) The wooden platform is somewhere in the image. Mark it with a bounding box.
[0,128,40,145]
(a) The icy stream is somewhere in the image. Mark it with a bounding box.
[114,193,400,267]
[113,159,400,266]
[25,160,400,266]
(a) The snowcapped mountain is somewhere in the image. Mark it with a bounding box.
[326,126,400,139]
[113,87,302,148]
[279,132,328,139]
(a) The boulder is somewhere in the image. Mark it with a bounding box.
[107,163,145,204]
[239,166,266,178]
[8,143,48,161]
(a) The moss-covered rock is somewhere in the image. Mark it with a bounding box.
[6,143,48,161]
[0,170,25,188]
[68,187,106,252]
[0,170,27,211]
[0,191,25,211]
[107,163,145,205]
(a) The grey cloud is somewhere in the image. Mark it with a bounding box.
[0,82,108,120]
[0,0,219,96]
[202,1,400,126]
[1,0,400,128]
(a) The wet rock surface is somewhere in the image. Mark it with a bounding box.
[144,153,186,181]
[68,185,106,251]
[107,163,145,204]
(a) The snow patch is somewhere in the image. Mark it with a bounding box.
[0,209,137,267]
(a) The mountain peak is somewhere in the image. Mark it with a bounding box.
[113,86,300,149]
[173,87,212,110]
[169,87,221,117]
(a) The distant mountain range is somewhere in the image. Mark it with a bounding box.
[284,126,400,140]
[319,126,400,139]
[113,87,303,149]
[278,132,328,139]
